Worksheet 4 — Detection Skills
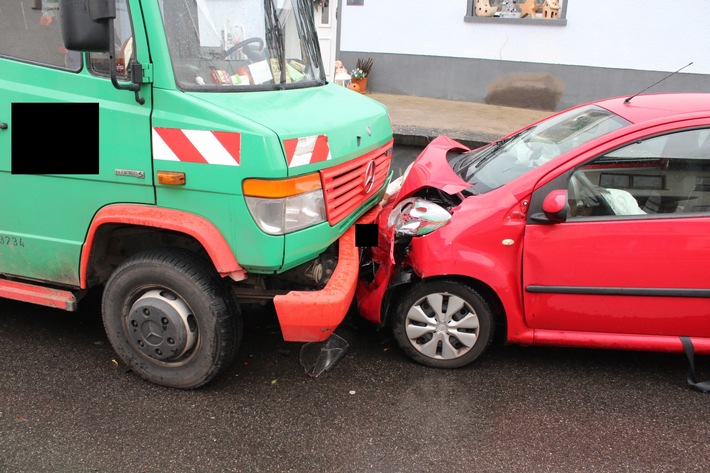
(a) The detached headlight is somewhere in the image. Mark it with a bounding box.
[387,197,451,237]
[244,174,326,235]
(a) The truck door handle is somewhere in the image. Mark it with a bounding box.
[0,123,7,130]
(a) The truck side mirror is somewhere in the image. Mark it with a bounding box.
[60,0,116,52]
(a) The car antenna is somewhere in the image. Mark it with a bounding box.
[624,62,694,104]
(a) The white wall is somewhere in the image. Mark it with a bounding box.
[339,0,708,75]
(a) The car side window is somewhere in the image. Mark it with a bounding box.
[568,129,710,218]
[88,0,134,78]
[0,0,81,70]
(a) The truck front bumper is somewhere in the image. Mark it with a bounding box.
[273,207,379,342]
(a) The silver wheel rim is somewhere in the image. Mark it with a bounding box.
[127,289,198,364]
[405,292,479,360]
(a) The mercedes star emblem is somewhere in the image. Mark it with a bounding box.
[363,160,376,193]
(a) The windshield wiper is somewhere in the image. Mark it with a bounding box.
[296,0,322,80]
[459,127,535,181]
[265,0,286,86]
[454,140,502,179]
[481,128,532,160]
[453,132,516,173]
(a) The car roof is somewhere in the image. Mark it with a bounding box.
[592,93,710,124]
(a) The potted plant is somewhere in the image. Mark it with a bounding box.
[350,57,373,94]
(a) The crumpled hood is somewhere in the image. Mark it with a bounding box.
[392,136,472,203]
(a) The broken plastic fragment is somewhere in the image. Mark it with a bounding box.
[299,333,349,377]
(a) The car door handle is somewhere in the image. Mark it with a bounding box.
[0,122,7,130]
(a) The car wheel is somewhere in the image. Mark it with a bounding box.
[102,248,242,389]
[391,280,494,368]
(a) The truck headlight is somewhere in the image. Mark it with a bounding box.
[387,197,451,237]
[244,174,326,235]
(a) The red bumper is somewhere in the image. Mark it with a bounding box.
[273,208,380,342]
[355,207,396,325]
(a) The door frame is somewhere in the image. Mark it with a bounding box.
[314,0,339,81]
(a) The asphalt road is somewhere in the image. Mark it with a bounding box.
[2,146,710,472]
[2,294,710,473]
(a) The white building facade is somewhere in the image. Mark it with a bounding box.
[324,0,710,111]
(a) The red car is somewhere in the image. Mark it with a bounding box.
[357,92,710,370]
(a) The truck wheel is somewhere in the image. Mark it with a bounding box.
[102,248,241,389]
[391,280,494,369]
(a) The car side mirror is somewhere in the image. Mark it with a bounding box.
[60,0,116,52]
[542,189,569,222]
[531,189,569,223]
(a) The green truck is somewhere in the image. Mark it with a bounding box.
[0,0,393,388]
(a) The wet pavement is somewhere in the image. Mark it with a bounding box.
[3,143,710,472]
[2,291,710,472]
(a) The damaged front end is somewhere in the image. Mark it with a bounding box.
[273,209,379,343]
[357,136,471,326]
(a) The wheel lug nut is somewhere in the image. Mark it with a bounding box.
[161,317,169,325]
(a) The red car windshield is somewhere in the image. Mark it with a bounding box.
[450,105,631,194]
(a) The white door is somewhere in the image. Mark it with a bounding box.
[314,1,338,81]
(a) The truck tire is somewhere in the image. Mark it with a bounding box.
[102,248,242,389]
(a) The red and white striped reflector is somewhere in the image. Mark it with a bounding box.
[152,128,241,166]
[283,135,332,168]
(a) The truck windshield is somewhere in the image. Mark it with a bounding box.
[159,0,324,91]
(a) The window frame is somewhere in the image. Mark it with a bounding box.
[87,0,135,80]
[464,0,568,25]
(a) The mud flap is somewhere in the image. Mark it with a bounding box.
[680,336,710,393]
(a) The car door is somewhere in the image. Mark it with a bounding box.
[523,126,710,338]
[0,0,153,286]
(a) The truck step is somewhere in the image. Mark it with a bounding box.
[0,279,77,311]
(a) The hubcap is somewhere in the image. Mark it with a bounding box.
[405,292,480,360]
[128,289,197,362]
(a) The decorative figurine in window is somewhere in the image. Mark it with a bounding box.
[497,0,520,18]
[518,0,537,18]
[475,0,498,17]
[542,0,560,19]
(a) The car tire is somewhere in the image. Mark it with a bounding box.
[102,248,242,389]
[391,280,494,369]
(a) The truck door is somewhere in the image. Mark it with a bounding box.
[0,0,153,286]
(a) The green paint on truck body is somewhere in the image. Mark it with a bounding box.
[0,0,393,287]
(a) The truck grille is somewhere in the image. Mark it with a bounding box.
[320,142,393,225]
